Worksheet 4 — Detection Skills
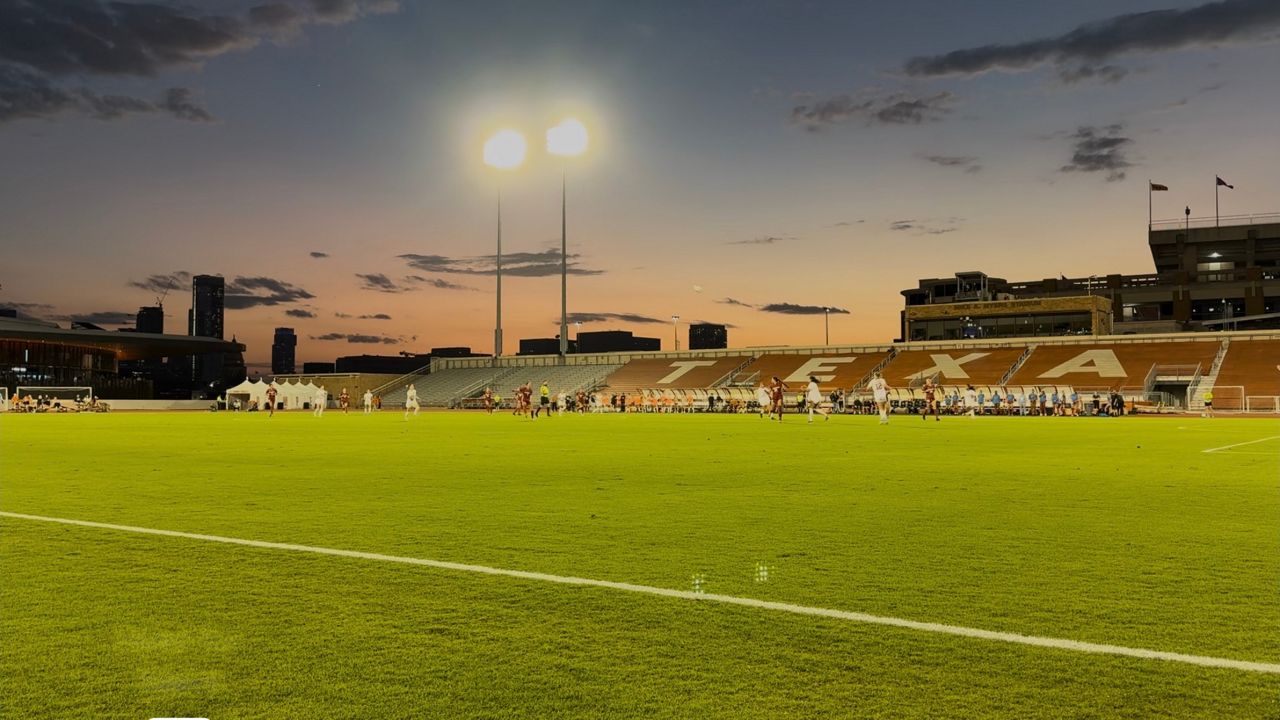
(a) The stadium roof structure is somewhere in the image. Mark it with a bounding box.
[0,316,244,360]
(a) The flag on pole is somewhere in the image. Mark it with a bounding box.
[1216,176,1234,189]
[1150,182,1169,191]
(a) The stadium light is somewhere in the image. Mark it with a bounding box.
[671,315,680,351]
[547,119,589,361]
[823,307,830,346]
[483,130,527,359]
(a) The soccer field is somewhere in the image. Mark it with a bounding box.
[2,411,1278,718]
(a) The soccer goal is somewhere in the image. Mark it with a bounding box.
[1246,396,1280,414]
[1205,385,1244,413]
[16,386,94,405]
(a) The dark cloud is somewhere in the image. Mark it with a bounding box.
[309,251,330,259]
[1060,124,1133,181]
[0,65,210,124]
[717,297,755,308]
[311,332,401,345]
[356,272,402,293]
[127,271,191,294]
[565,312,666,325]
[904,0,1280,78]
[923,155,982,174]
[285,308,316,318]
[728,235,791,246]
[889,218,963,235]
[224,276,315,309]
[399,249,604,277]
[404,275,475,291]
[359,313,392,320]
[1057,64,1129,85]
[55,310,134,325]
[758,303,850,315]
[791,91,954,130]
[0,0,397,124]
[0,301,54,320]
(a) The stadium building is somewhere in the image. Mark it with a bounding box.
[0,314,245,399]
[901,215,1280,341]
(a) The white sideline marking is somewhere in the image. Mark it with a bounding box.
[3,510,1278,676]
[1201,435,1280,454]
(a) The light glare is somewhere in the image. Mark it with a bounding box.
[547,118,589,157]
[483,129,527,170]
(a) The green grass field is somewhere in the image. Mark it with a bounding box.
[2,410,1278,718]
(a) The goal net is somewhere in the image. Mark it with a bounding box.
[1206,385,1244,413]
[1245,396,1280,414]
[15,386,94,406]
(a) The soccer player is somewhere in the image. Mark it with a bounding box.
[756,384,771,418]
[867,373,889,424]
[965,384,978,417]
[921,378,940,421]
[1202,389,1214,418]
[769,376,789,421]
[339,387,350,414]
[806,375,829,423]
[265,384,278,417]
[483,387,494,414]
[404,384,419,419]
[557,390,567,416]
[363,389,373,414]
[313,386,327,417]
[536,381,551,419]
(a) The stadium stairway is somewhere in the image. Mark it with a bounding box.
[1007,340,1220,392]
[1187,339,1229,412]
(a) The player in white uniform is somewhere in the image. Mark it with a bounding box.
[965,385,979,417]
[756,384,771,418]
[806,376,829,423]
[313,387,327,417]
[363,389,373,414]
[404,384,419,419]
[868,373,890,424]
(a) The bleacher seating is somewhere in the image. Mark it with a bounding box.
[379,367,505,407]
[1213,339,1280,401]
[878,348,1026,388]
[734,352,891,391]
[1008,341,1220,390]
[603,356,751,392]
[471,364,623,402]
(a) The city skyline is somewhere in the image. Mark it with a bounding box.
[3,0,1279,367]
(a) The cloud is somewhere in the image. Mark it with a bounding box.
[728,235,792,246]
[791,91,954,130]
[356,272,401,293]
[1060,124,1133,181]
[717,297,755,308]
[758,303,850,315]
[0,0,398,124]
[1,301,55,320]
[405,275,475,291]
[285,308,316,318]
[55,311,134,325]
[360,313,392,320]
[399,249,604,277]
[889,218,964,235]
[565,312,667,325]
[358,273,474,293]
[923,155,982,174]
[127,271,191,294]
[0,65,211,124]
[309,251,330,259]
[224,276,315,309]
[310,332,401,345]
[1057,64,1129,85]
[903,0,1280,78]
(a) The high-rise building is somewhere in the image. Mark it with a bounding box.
[188,275,226,391]
[136,306,164,335]
[688,323,728,350]
[272,327,297,375]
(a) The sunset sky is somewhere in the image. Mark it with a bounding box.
[2,0,1278,368]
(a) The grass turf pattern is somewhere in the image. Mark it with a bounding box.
[2,412,1278,717]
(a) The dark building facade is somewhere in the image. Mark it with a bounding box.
[188,274,226,390]
[901,218,1280,340]
[135,306,164,334]
[335,354,430,374]
[688,323,728,350]
[518,338,578,355]
[271,327,297,375]
[302,361,336,374]
[576,330,661,353]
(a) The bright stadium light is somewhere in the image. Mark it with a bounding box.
[483,129,527,170]
[546,118,588,157]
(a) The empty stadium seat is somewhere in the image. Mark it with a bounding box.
[1213,339,1280,400]
[878,347,1026,388]
[733,352,891,391]
[1008,341,1219,390]
[603,356,752,392]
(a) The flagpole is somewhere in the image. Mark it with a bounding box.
[1148,179,1152,230]
[1215,176,1220,229]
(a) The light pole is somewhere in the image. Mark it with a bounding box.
[671,315,680,352]
[574,321,582,348]
[483,130,527,360]
[547,119,589,362]
[823,307,830,346]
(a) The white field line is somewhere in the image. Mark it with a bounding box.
[1201,435,1280,454]
[3,510,1278,676]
